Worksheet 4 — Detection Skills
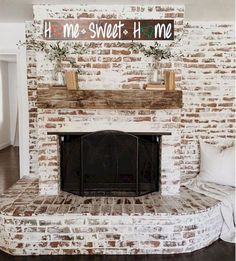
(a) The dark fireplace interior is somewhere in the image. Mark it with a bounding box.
[60,130,160,196]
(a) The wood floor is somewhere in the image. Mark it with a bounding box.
[0,146,235,260]
[0,146,20,195]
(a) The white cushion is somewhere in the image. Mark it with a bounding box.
[198,141,235,187]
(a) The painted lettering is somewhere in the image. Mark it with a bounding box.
[63,23,80,39]
[133,22,141,39]
[165,23,172,39]
[44,21,51,38]
[89,21,124,39]
[43,19,174,40]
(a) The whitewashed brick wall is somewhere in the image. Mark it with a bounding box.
[26,5,235,195]
[180,22,235,180]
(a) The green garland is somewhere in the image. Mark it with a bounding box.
[18,40,90,72]
[127,34,182,61]
[128,41,172,61]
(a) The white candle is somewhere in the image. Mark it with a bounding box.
[152,69,158,82]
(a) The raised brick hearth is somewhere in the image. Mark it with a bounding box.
[0,177,222,255]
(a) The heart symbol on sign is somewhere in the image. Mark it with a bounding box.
[141,26,155,39]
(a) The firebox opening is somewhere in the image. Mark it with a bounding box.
[60,130,160,197]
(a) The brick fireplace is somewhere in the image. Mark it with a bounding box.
[31,5,184,196]
[27,5,235,198]
[0,3,233,257]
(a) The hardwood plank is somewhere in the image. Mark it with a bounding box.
[37,87,182,110]
[0,146,20,195]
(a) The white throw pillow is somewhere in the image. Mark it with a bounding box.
[198,141,235,187]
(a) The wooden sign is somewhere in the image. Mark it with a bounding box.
[43,19,174,41]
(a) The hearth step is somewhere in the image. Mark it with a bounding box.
[0,176,223,256]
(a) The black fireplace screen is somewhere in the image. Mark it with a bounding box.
[60,130,160,196]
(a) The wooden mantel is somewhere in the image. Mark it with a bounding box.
[37,86,182,110]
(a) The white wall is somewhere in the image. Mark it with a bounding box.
[0,61,10,149]
[8,62,19,146]
[0,60,19,149]
[0,23,29,177]
[0,23,26,50]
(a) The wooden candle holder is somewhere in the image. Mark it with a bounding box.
[164,71,176,91]
[65,71,78,90]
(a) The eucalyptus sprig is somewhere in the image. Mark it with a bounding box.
[17,39,90,69]
[128,41,172,61]
[128,34,182,61]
